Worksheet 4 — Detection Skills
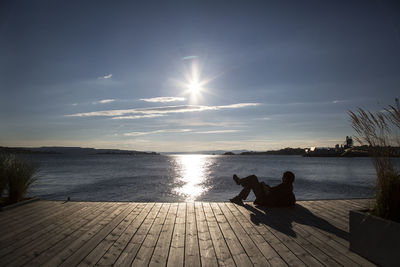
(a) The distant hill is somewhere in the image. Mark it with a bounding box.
[222,148,306,156]
[240,148,306,155]
[162,150,250,155]
[0,146,158,155]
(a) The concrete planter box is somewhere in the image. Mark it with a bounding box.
[349,210,400,267]
[0,197,40,211]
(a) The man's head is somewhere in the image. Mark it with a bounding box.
[282,171,295,184]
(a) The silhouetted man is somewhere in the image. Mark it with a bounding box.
[230,171,296,207]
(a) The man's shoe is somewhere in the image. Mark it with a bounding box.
[233,174,240,185]
[230,196,244,205]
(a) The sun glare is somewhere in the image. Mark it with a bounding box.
[173,59,219,103]
[188,80,201,94]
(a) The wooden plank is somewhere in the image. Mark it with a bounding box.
[0,200,56,225]
[235,203,306,266]
[247,204,322,266]
[292,202,348,247]
[131,203,170,267]
[296,201,376,267]
[315,200,355,219]
[272,205,349,267]
[225,203,287,266]
[0,201,82,243]
[0,202,111,267]
[77,203,145,266]
[337,199,371,211]
[95,203,155,266]
[184,202,201,267]
[202,202,235,266]
[60,203,139,267]
[217,202,270,266]
[0,201,71,233]
[301,202,348,231]
[342,199,372,209]
[287,203,375,267]
[23,203,112,266]
[0,200,378,267]
[41,202,125,267]
[206,202,252,267]
[193,202,218,267]
[0,202,88,259]
[149,203,179,267]
[308,201,349,229]
[114,203,162,266]
[167,202,186,267]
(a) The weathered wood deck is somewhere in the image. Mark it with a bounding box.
[0,199,375,266]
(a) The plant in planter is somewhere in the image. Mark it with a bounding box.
[0,155,8,201]
[349,99,400,266]
[0,154,38,204]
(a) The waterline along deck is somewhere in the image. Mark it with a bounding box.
[0,199,375,266]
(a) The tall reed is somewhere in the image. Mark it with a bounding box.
[349,99,400,222]
[1,154,38,203]
[0,155,7,198]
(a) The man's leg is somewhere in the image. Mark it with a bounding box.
[236,175,265,200]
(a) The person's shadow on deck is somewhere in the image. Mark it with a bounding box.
[243,203,348,240]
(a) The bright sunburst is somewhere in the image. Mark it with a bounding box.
[188,80,202,94]
[172,59,217,103]
[185,62,204,97]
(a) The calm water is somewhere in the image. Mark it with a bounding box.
[27,154,390,202]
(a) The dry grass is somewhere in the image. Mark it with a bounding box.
[0,155,7,198]
[349,99,400,222]
[0,154,38,204]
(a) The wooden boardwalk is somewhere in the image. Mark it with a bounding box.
[0,199,375,266]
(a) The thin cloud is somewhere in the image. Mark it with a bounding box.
[164,119,242,127]
[332,100,346,104]
[67,102,260,118]
[124,129,192,136]
[140,97,186,103]
[98,74,113,79]
[253,117,272,121]
[193,130,240,134]
[181,55,198,60]
[92,99,115,104]
[112,114,166,120]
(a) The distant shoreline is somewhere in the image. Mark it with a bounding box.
[0,146,158,156]
[2,146,400,157]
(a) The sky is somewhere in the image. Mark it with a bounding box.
[1,0,399,152]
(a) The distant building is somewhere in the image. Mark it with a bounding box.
[304,136,354,157]
[345,136,353,149]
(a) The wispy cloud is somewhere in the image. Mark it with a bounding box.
[253,117,271,121]
[67,102,260,118]
[92,99,115,104]
[164,119,243,127]
[140,97,186,103]
[124,129,192,136]
[112,114,166,120]
[332,100,346,104]
[193,130,240,134]
[98,74,113,79]
[181,55,198,60]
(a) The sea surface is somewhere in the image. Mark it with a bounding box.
[27,154,398,202]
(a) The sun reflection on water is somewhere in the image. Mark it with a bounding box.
[173,154,212,201]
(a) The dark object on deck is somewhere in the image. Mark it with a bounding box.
[350,210,400,267]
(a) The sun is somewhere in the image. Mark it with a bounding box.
[173,59,219,103]
[188,80,202,94]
